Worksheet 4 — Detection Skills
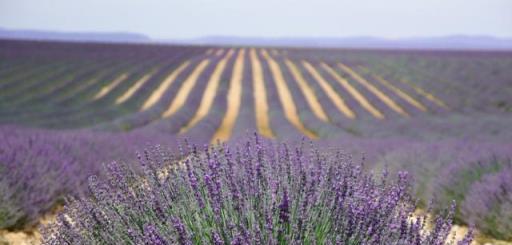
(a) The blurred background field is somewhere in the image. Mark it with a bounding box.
[1,0,511,244]
[1,39,511,243]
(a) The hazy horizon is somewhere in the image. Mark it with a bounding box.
[1,0,511,40]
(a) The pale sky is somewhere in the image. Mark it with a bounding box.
[1,0,511,39]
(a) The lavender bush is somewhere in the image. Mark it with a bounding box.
[461,166,512,240]
[432,155,512,240]
[0,127,88,230]
[0,126,181,231]
[433,155,511,216]
[376,141,512,240]
[43,135,471,244]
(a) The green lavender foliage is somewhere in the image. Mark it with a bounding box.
[43,136,472,244]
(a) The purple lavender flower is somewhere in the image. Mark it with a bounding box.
[278,190,290,225]
[42,136,471,244]
[212,231,224,245]
[172,217,191,245]
[144,224,169,245]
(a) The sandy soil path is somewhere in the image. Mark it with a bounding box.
[93,73,129,100]
[115,70,156,104]
[179,49,235,134]
[321,62,384,119]
[261,50,318,139]
[250,48,275,138]
[338,63,409,117]
[161,59,211,118]
[302,61,355,119]
[399,78,449,109]
[140,61,191,111]
[358,66,428,112]
[215,49,225,56]
[284,58,329,122]
[211,49,246,143]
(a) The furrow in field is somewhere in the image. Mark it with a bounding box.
[337,63,409,117]
[10,59,115,107]
[261,50,318,139]
[0,60,30,78]
[284,58,329,122]
[211,49,246,143]
[250,48,275,138]
[0,60,53,78]
[229,49,258,139]
[93,73,130,100]
[302,61,356,119]
[321,62,385,119]
[399,78,449,109]
[32,56,170,128]
[181,53,235,144]
[116,70,157,104]
[79,53,198,130]
[53,60,136,106]
[96,55,167,103]
[0,62,80,101]
[140,61,191,111]
[179,49,235,134]
[215,49,225,56]
[0,62,130,121]
[259,53,307,140]
[375,58,459,110]
[358,66,428,112]
[120,52,201,110]
[278,57,344,139]
[131,54,223,134]
[205,48,214,55]
[160,59,211,118]
[0,61,66,92]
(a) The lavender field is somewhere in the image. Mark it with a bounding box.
[1,39,511,244]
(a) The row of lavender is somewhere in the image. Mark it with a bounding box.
[77,48,449,139]
[43,135,473,244]
[0,39,205,128]
[1,40,511,241]
[0,125,194,230]
[283,47,512,113]
[4,41,508,135]
[2,124,510,240]
[371,140,512,240]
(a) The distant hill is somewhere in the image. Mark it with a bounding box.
[189,35,512,50]
[1,27,511,50]
[0,28,150,43]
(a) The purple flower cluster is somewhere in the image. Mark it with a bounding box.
[461,166,512,240]
[375,140,512,239]
[0,125,182,230]
[43,135,471,244]
[0,126,92,230]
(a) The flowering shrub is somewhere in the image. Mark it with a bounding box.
[0,127,88,230]
[461,166,512,240]
[433,155,511,217]
[376,142,512,240]
[43,135,472,244]
[429,154,512,240]
[0,126,181,230]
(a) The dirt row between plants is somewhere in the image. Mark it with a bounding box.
[2,210,511,245]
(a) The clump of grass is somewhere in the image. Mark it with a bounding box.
[43,135,472,244]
